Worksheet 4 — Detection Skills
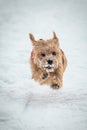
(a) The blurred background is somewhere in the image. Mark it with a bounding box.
[0,0,87,130]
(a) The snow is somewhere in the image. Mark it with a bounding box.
[0,0,87,130]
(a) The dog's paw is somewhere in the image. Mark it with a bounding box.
[42,73,48,80]
[51,84,59,89]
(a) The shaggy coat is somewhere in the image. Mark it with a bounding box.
[29,32,67,89]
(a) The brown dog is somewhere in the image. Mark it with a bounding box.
[29,32,67,89]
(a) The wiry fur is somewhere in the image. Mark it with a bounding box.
[29,32,67,89]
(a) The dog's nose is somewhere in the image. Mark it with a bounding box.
[47,60,53,65]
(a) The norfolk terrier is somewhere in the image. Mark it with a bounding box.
[29,32,67,89]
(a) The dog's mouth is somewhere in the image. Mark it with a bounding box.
[44,65,54,72]
[46,66,52,69]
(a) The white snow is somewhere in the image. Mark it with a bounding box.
[0,0,87,130]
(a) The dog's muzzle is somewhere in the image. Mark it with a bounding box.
[47,59,53,65]
[44,64,55,73]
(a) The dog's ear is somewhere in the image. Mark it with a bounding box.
[29,33,36,45]
[53,32,58,41]
[53,32,59,46]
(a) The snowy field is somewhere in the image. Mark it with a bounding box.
[0,0,87,130]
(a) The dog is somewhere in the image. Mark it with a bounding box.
[29,32,67,89]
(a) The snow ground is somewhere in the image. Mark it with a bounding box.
[0,0,87,130]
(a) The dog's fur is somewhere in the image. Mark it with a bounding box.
[29,32,67,89]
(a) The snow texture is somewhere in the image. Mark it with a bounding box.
[0,0,87,130]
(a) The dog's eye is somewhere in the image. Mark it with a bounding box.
[52,51,56,56]
[41,53,45,57]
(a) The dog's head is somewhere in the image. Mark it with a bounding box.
[29,32,61,73]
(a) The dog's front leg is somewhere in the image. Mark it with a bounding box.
[32,69,43,82]
[51,64,63,89]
